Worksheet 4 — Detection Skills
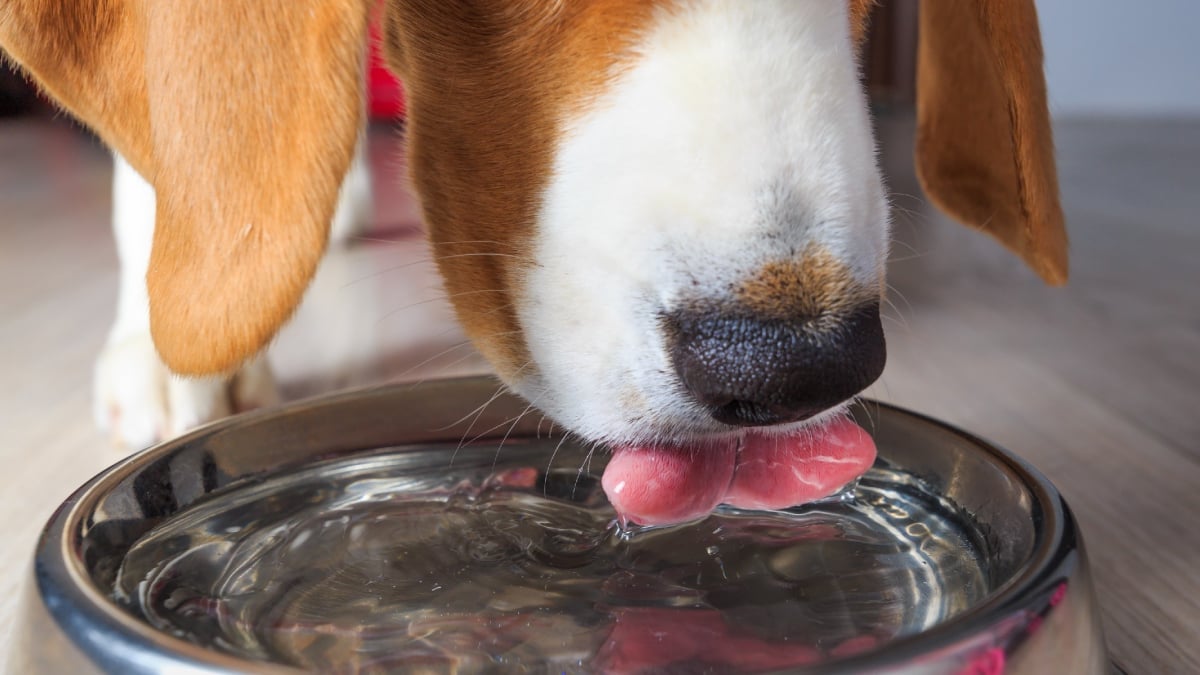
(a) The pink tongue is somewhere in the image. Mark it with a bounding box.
[602,418,876,526]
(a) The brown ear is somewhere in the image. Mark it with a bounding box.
[1,0,368,374]
[915,0,1068,285]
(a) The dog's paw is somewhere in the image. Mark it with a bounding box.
[93,333,280,449]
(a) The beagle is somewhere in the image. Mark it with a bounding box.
[1,0,1066,525]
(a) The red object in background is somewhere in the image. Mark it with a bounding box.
[367,13,405,120]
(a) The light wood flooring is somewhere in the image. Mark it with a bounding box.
[0,114,1197,673]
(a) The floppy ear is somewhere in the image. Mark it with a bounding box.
[914,0,1068,285]
[0,0,368,374]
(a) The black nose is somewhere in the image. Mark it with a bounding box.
[664,303,886,426]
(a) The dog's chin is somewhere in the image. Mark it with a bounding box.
[626,400,858,448]
[637,403,861,457]
[506,369,858,451]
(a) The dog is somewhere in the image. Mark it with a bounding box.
[1,0,1065,523]
[91,144,373,447]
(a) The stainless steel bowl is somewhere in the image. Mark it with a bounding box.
[8,377,1110,674]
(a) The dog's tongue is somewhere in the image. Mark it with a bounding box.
[602,418,876,526]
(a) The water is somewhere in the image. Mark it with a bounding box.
[113,440,990,673]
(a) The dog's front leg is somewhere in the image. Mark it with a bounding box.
[330,133,373,244]
[93,131,371,448]
[92,154,281,448]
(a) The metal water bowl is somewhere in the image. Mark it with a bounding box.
[8,377,1110,673]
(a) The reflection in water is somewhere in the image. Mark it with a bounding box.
[114,444,987,673]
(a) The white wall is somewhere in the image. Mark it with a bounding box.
[1038,0,1200,117]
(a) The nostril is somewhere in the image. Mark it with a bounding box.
[665,302,886,427]
[684,385,805,426]
[711,399,798,427]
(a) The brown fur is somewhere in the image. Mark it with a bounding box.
[739,245,879,322]
[0,0,1066,378]
[381,0,673,378]
[1,0,367,375]
[848,0,877,46]
[0,0,152,171]
[914,0,1068,285]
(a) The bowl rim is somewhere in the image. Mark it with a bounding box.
[31,377,1078,674]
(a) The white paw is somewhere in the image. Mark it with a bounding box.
[93,333,280,449]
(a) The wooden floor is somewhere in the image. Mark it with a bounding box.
[1,114,1197,673]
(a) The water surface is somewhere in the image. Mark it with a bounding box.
[114,440,988,673]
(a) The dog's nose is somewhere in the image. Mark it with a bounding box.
[665,303,886,426]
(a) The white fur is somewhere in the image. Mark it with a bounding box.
[95,141,370,448]
[513,0,888,446]
[330,135,374,243]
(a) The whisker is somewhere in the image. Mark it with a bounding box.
[435,251,523,261]
[574,443,598,500]
[880,296,910,333]
[461,377,545,459]
[885,282,914,316]
[342,256,439,288]
[394,329,522,384]
[344,231,433,246]
[458,414,523,458]
[448,382,509,467]
[376,288,508,324]
[438,375,510,434]
[872,372,897,408]
[543,432,572,498]
[399,339,474,374]
[402,349,489,389]
[880,314,909,333]
[389,300,516,352]
[887,191,929,209]
[433,239,515,248]
[448,362,532,462]
[886,253,931,264]
[888,236,925,258]
[493,400,540,471]
[851,394,878,436]
[341,250,522,289]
